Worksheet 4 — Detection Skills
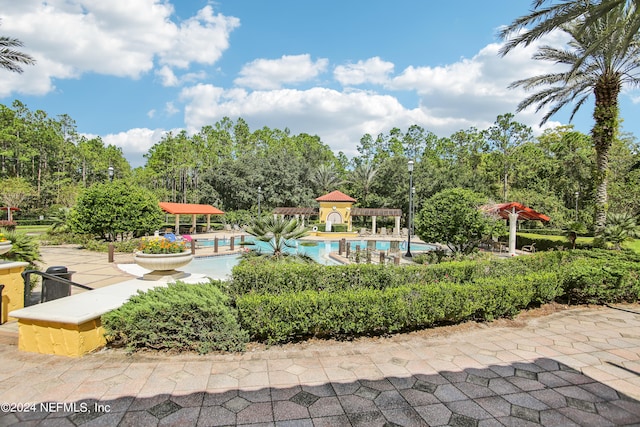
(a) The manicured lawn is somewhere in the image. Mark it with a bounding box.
[16,225,50,235]
[517,232,593,246]
[623,239,640,253]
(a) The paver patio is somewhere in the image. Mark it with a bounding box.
[0,305,639,426]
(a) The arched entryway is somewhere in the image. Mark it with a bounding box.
[326,211,342,224]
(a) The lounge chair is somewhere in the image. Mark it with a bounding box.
[522,242,536,253]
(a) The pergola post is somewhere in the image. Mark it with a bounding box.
[207,214,211,231]
[372,216,377,234]
[394,216,400,235]
[174,214,180,234]
[191,214,197,233]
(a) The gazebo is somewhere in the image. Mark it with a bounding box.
[485,202,550,256]
[158,202,224,234]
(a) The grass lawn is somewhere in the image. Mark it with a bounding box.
[517,232,593,246]
[519,232,640,253]
[15,225,50,235]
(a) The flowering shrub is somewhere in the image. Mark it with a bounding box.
[137,237,187,254]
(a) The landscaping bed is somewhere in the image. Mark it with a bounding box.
[102,249,640,353]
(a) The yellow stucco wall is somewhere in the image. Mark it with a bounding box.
[0,263,27,323]
[18,318,106,357]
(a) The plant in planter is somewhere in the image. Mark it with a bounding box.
[133,237,193,280]
[0,231,12,256]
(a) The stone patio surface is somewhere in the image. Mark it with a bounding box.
[0,245,639,426]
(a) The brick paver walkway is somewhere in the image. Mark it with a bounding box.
[1,305,640,426]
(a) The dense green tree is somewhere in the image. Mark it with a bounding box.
[415,188,504,254]
[483,114,533,201]
[508,2,640,238]
[70,181,163,241]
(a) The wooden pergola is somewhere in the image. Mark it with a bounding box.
[158,202,224,234]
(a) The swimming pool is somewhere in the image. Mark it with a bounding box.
[184,239,435,279]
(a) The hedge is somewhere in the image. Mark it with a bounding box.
[236,271,563,344]
[103,281,248,353]
[233,249,640,343]
[516,233,592,251]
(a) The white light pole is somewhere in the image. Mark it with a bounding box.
[574,191,579,221]
[405,160,414,258]
[107,166,114,182]
[257,186,262,218]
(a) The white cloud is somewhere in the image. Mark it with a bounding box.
[99,127,171,167]
[147,109,156,118]
[179,84,425,156]
[165,102,179,116]
[234,54,329,90]
[0,1,238,95]
[334,57,395,86]
[175,31,575,157]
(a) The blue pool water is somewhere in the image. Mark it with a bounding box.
[185,239,435,279]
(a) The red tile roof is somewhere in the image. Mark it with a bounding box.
[159,202,224,215]
[315,190,356,203]
[485,202,550,222]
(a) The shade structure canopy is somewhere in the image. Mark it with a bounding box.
[158,202,224,234]
[485,202,550,222]
[483,202,550,256]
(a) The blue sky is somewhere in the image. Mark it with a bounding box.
[1,1,639,167]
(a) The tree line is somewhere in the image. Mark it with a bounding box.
[1,99,639,233]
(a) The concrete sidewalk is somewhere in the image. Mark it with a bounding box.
[0,304,639,426]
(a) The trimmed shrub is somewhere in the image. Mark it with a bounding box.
[236,271,564,344]
[103,281,248,353]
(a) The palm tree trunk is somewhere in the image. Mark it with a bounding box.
[592,76,620,239]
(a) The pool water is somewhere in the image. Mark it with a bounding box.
[184,239,434,279]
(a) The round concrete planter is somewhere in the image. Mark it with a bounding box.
[133,250,193,280]
[0,241,12,256]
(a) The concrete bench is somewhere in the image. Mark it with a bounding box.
[10,274,208,357]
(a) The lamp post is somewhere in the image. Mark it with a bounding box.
[574,191,579,221]
[405,160,414,257]
[107,166,114,182]
[257,186,262,218]
[411,186,415,235]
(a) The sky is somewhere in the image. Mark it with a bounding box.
[1,0,640,168]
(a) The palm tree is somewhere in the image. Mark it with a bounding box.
[508,2,640,238]
[313,164,343,194]
[603,212,640,248]
[349,161,378,206]
[0,23,35,73]
[244,216,310,260]
[500,0,640,58]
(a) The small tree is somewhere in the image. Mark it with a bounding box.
[70,181,163,241]
[415,188,504,254]
[603,212,640,250]
[244,216,310,260]
[0,177,34,222]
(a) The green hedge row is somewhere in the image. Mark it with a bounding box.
[516,234,592,251]
[229,251,573,296]
[233,250,640,343]
[236,272,563,343]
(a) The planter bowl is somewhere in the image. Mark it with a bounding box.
[0,241,12,256]
[133,250,193,280]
